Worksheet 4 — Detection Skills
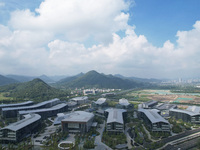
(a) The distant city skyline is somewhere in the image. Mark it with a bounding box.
[0,0,200,78]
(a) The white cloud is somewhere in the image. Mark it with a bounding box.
[0,0,200,78]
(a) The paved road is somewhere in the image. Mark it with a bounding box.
[94,121,112,150]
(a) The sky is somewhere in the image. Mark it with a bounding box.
[0,0,200,79]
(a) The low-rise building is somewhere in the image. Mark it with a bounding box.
[0,114,41,143]
[142,100,158,109]
[138,108,170,132]
[92,98,107,108]
[61,111,94,133]
[70,96,88,105]
[18,103,68,119]
[155,103,177,117]
[116,98,134,110]
[105,108,127,133]
[2,98,60,118]
[169,106,200,123]
[0,101,34,114]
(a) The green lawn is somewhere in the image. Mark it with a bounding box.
[0,92,13,101]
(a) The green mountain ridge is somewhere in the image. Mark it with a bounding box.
[0,75,18,86]
[0,78,69,101]
[56,70,147,89]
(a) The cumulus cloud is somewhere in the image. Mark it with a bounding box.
[0,0,200,78]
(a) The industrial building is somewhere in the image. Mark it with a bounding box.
[61,111,94,133]
[18,103,68,119]
[0,101,34,114]
[169,106,200,123]
[138,108,170,132]
[116,98,134,110]
[0,114,41,143]
[92,98,107,108]
[70,96,88,105]
[2,98,60,118]
[105,108,127,133]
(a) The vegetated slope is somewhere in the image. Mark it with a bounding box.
[114,74,162,83]
[0,75,18,86]
[0,78,69,101]
[57,70,147,89]
[38,75,55,83]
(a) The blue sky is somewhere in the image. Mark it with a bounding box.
[0,0,200,78]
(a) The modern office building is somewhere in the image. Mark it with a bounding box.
[138,108,170,132]
[92,98,107,108]
[105,108,127,133]
[142,100,158,109]
[18,103,68,119]
[0,101,34,114]
[61,111,94,133]
[2,98,60,118]
[155,103,177,117]
[169,106,200,123]
[116,98,134,110]
[0,114,41,143]
[70,96,88,105]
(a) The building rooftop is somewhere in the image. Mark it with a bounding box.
[155,103,177,110]
[71,96,88,101]
[1,114,41,131]
[59,111,94,123]
[18,103,67,115]
[170,107,200,116]
[2,98,60,111]
[119,98,130,106]
[138,108,169,124]
[187,106,200,114]
[95,98,106,105]
[105,108,126,124]
[0,101,33,108]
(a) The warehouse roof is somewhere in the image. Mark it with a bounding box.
[1,114,41,131]
[18,103,67,115]
[2,98,60,111]
[105,108,126,124]
[95,98,106,105]
[138,108,169,124]
[0,101,33,108]
[187,106,200,114]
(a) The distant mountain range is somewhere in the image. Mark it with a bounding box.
[54,70,151,89]
[0,70,163,89]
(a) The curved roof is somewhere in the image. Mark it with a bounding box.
[105,108,126,124]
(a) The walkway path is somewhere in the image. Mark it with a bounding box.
[94,121,112,150]
[142,124,160,142]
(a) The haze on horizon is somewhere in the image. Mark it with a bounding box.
[0,0,200,79]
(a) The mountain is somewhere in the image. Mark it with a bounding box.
[6,75,35,82]
[114,74,162,83]
[0,78,69,101]
[55,70,147,89]
[0,75,18,86]
[38,75,55,83]
[57,73,84,84]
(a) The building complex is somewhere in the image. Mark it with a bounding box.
[169,106,200,124]
[105,108,127,133]
[0,114,41,143]
[138,108,170,132]
[116,98,134,110]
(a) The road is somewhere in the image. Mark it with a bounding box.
[94,121,112,150]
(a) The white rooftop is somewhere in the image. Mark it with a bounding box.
[119,98,130,106]
[95,98,106,105]
[105,108,126,124]
[61,111,94,123]
[71,96,88,101]
[170,106,200,116]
